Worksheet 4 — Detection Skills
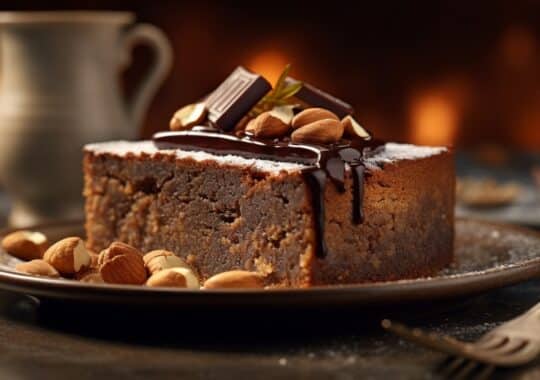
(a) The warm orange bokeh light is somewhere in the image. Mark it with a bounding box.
[515,105,540,149]
[409,93,459,146]
[247,50,289,84]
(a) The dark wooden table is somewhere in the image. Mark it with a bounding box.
[0,280,538,379]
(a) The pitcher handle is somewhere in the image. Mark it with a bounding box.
[119,23,173,133]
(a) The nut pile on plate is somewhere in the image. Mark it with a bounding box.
[1,230,265,289]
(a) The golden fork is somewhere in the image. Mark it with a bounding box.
[382,302,540,379]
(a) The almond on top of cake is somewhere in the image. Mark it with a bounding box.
[83,65,455,288]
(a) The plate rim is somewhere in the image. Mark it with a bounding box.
[0,218,539,306]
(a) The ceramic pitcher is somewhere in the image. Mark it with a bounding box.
[0,12,172,226]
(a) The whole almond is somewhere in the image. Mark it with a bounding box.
[98,242,141,265]
[16,259,59,278]
[291,119,344,144]
[246,111,290,138]
[203,270,264,289]
[43,237,91,275]
[291,108,339,129]
[98,242,146,285]
[143,249,190,275]
[146,267,200,288]
[342,115,371,140]
[170,102,208,131]
[2,230,48,260]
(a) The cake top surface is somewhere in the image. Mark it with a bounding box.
[364,143,447,166]
[85,140,306,173]
[85,140,447,173]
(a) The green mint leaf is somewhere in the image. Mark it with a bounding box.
[273,64,291,94]
[279,81,302,99]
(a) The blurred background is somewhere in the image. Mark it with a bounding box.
[0,0,539,226]
[7,0,540,148]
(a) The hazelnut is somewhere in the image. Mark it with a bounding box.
[1,230,48,260]
[98,242,146,285]
[43,237,91,275]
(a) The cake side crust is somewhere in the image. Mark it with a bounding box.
[310,149,455,284]
[84,149,316,287]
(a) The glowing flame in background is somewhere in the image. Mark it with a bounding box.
[408,80,469,147]
[410,93,458,146]
[136,4,540,151]
[248,50,290,85]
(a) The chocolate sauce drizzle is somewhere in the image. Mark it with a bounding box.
[153,130,384,258]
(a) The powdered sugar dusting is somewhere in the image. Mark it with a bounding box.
[84,141,306,173]
[364,143,447,167]
[84,140,448,173]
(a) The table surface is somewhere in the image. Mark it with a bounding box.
[0,281,539,379]
[0,190,539,379]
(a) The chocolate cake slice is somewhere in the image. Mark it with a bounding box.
[83,141,454,287]
[83,65,455,287]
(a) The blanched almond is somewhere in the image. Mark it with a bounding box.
[203,270,264,289]
[143,249,190,275]
[146,267,200,288]
[16,259,59,278]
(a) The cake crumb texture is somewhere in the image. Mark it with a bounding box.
[84,143,454,287]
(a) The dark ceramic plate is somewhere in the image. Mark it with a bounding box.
[0,218,538,309]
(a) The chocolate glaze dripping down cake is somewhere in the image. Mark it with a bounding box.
[153,131,385,258]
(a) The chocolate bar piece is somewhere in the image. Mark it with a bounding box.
[285,77,354,118]
[206,67,271,131]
